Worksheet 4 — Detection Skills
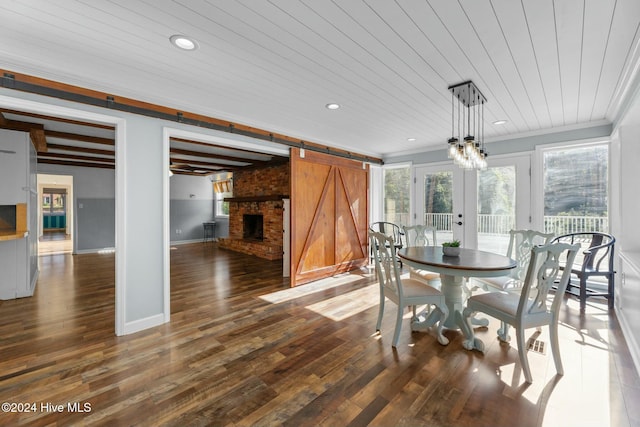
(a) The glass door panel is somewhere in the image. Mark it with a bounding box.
[416,156,529,251]
[415,164,463,245]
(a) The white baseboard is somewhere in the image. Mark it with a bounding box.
[169,238,210,245]
[618,307,640,378]
[75,247,116,255]
[122,313,166,335]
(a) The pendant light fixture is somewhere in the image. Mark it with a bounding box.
[447,81,488,169]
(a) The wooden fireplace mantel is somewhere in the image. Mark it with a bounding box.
[224,195,288,203]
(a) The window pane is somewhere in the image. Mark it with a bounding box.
[543,145,608,234]
[477,166,516,254]
[52,194,65,214]
[216,192,231,217]
[383,167,410,225]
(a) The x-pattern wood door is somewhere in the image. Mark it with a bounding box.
[290,148,368,286]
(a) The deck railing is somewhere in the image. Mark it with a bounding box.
[543,215,609,234]
[416,213,608,235]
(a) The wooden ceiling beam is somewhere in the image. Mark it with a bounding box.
[29,129,47,152]
[170,157,239,169]
[46,143,114,156]
[172,164,225,173]
[172,170,206,176]
[37,158,115,169]
[0,117,44,133]
[0,70,382,164]
[170,147,267,164]
[44,130,114,145]
[37,152,114,163]
[0,115,47,151]
[171,137,286,159]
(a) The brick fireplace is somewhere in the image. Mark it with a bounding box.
[219,161,289,261]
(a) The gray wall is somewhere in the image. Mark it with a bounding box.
[37,163,116,252]
[169,174,214,242]
[383,123,613,165]
[213,217,229,239]
[76,198,115,250]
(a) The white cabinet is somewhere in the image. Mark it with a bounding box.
[0,129,38,299]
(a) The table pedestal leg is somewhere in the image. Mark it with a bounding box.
[440,274,466,330]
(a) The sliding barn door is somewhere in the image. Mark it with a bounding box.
[290,147,369,286]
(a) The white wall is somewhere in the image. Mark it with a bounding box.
[615,122,640,375]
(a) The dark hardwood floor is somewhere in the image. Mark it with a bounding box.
[0,243,639,426]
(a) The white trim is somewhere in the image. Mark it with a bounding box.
[122,313,166,335]
[533,136,610,152]
[382,161,412,170]
[114,119,126,336]
[618,252,640,378]
[610,35,640,127]
[75,247,116,255]
[163,128,171,324]
[0,94,127,336]
[369,164,383,224]
[412,159,455,169]
[169,239,206,245]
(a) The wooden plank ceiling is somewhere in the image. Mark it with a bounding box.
[0,1,639,157]
[0,109,287,175]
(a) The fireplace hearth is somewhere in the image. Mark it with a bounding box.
[243,214,263,241]
[218,161,289,260]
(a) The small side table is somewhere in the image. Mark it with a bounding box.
[203,221,216,243]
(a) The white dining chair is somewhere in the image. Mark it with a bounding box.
[472,230,555,339]
[474,229,556,293]
[370,231,449,347]
[403,225,440,286]
[461,242,579,383]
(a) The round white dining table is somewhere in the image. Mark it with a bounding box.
[397,246,516,332]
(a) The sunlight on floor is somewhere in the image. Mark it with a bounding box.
[38,237,72,255]
[304,285,379,321]
[259,272,369,304]
[257,268,623,426]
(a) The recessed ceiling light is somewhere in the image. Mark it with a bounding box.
[407,138,416,142]
[493,120,507,125]
[325,103,340,110]
[170,35,198,51]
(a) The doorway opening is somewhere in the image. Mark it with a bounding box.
[38,174,74,255]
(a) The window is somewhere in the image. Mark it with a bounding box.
[215,192,231,217]
[213,176,232,218]
[542,143,609,234]
[42,188,67,230]
[477,165,516,253]
[383,165,410,225]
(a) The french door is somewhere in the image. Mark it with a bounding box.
[414,164,464,245]
[414,155,530,251]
